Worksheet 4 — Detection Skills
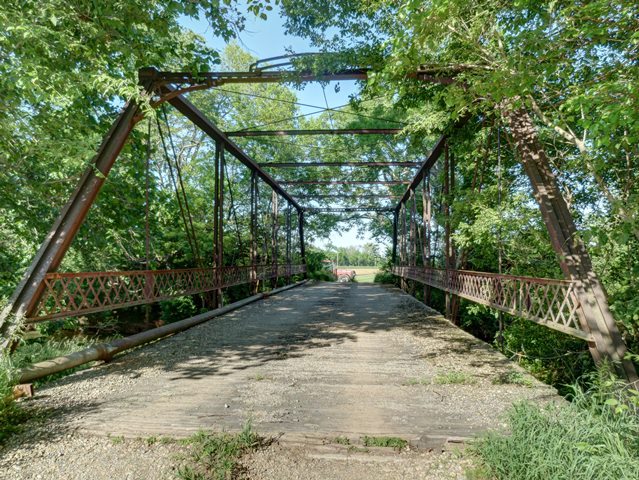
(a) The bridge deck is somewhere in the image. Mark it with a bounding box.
[31,283,557,444]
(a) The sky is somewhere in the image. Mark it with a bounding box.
[179,6,388,250]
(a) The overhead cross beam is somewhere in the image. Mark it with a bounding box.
[281,180,410,185]
[226,128,402,137]
[296,194,401,199]
[305,207,394,213]
[259,161,420,168]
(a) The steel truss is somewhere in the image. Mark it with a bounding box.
[1,66,635,382]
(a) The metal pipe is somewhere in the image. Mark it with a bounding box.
[18,280,308,384]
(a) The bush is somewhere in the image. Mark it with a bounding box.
[373,271,396,284]
[470,367,639,480]
[159,296,198,323]
[309,270,336,281]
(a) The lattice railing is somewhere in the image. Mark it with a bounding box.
[393,266,591,341]
[29,264,307,322]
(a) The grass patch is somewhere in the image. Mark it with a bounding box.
[175,422,268,480]
[492,370,534,387]
[403,377,429,386]
[333,435,350,445]
[434,371,476,385]
[470,368,639,480]
[110,435,125,445]
[361,436,408,450]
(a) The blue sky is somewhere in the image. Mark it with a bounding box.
[179,7,386,250]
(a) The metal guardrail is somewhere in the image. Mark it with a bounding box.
[392,266,591,341]
[28,264,307,322]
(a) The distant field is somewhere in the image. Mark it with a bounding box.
[338,266,381,283]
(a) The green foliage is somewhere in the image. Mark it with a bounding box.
[160,296,199,323]
[470,368,639,480]
[374,271,396,284]
[333,435,350,445]
[361,435,408,450]
[502,319,595,391]
[492,369,534,388]
[433,371,476,385]
[176,422,266,480]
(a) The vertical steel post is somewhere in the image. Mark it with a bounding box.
[298,209,307,278]
[392,209,398,265]
[422,175,432,305]
[213,141,225,308]
[249,171,258,294]
[443,142,452,320]
[409,190,417,295]
[286,204,292,283]
[271,191,279,287]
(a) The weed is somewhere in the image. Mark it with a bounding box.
[347,445,369,453]
[333,435,350,445]
[146,435,158,446]
[492,370,534,387]
[433,371,476,385]
[361,436,408,450]
[252,373,267,381]
[403,378,429,386]
[175,422,268,480]
[469,367,639,480]
[110,435,125,445]
[0,399,30,444]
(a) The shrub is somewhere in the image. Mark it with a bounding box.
[470,367,639,480]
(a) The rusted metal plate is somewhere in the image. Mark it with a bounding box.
[27,264,307,323]
[12,383,34,399]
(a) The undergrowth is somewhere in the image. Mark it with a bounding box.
[175,422,268,480]
[361,435,408,450]
[0,336,101,444]
[469,367,639,480]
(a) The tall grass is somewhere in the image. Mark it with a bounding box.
[0,337,101,443]
[470,368,639,480]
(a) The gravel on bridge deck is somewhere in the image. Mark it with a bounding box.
[1,282,560,479]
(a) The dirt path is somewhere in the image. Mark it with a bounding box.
[0,282,559,479]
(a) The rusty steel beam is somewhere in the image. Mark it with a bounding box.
[140,68,369,89]
[161,85,302,213]
[305,207,394,213]
[297,194,401,199]
[281,180,410,185]
[140,67,456,91]
[226,128,402,137]
[394,135,447,214]
[259,161,420,168]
